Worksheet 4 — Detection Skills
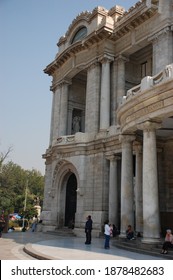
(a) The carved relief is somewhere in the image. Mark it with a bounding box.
[52,160,65,186]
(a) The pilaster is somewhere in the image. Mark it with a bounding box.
[85,61,101,133]
[116,55,129,106]
[149,27,173,75]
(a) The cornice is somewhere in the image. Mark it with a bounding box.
[44,0,159,76]
[42,133,121,162]
[57,7,109,47]
[112,0,158,40]
[58,11,91,46]
[44,28,114,76]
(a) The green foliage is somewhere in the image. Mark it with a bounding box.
[0,161,44,217]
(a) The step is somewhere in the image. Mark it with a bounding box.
[112,237,173,259]
[45,228,76,237]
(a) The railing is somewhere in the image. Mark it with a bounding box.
[57,135,75,144]
[122,63,173,103]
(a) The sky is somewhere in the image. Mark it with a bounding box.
[0,0,137,175]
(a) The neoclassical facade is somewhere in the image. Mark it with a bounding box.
[42,0,173,244]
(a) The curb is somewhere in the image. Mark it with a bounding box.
[23,243,58,260]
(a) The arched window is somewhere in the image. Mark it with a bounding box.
[71,26,87,44]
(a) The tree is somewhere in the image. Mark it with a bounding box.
[0,161,44,217]
[0,146,13,171]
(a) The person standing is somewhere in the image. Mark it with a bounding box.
[85,215,93,244]
[31,215,38,232]
[104,220,111,249]
[0,215,5,238]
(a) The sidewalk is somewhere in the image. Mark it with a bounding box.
[0,230,165,260]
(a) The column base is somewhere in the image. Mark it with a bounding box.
[142,237,161,244]
[96,130,107,139]
[119,232,126,239]
[42,225,56,232]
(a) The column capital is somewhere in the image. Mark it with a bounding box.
[148,26,171,43]
[105,153,121,161]
[59,78,72,86]
[50,78,72,92]
[119,134,136,144]
[133,141,143,154]
[137,120,162,132]
[86,60,100,71]
[98,54,114,64]
[115,54,129,63]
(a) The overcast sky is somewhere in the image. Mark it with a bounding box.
[0,0,137,174]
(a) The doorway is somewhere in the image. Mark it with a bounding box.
[65,174,77,227]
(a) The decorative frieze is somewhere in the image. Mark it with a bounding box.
[126,101,164,123]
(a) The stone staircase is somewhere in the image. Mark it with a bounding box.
[44,229,173,259]
[112,236,173,260]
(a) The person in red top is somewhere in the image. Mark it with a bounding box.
[161,229,173,254]
[0,215,5,238]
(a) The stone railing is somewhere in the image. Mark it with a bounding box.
[122,63,173,102]
[56,135,75,144]
[54,132,97,146]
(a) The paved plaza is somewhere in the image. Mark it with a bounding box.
[0,231,164,260]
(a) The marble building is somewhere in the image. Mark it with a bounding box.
[42,0,173,243]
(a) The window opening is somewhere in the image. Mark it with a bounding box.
[71,27,87,44]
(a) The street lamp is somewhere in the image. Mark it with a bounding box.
[22,179,28,229]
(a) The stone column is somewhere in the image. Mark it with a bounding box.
[106,154,120,226]
[116,55,128,106]
[138,121,161,243]
[67,106,73,135]
[85,62,101,133]
[111,59,118,125]
[150,27,173,75]
[51,85,61,144]
[59,80,71,136]
[119,134,135,237]
[81,110,85,133]
[49,89,56,146]
[99,56,113,130]
[134,143,143,235]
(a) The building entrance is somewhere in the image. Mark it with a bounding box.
[65,173,77,227]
